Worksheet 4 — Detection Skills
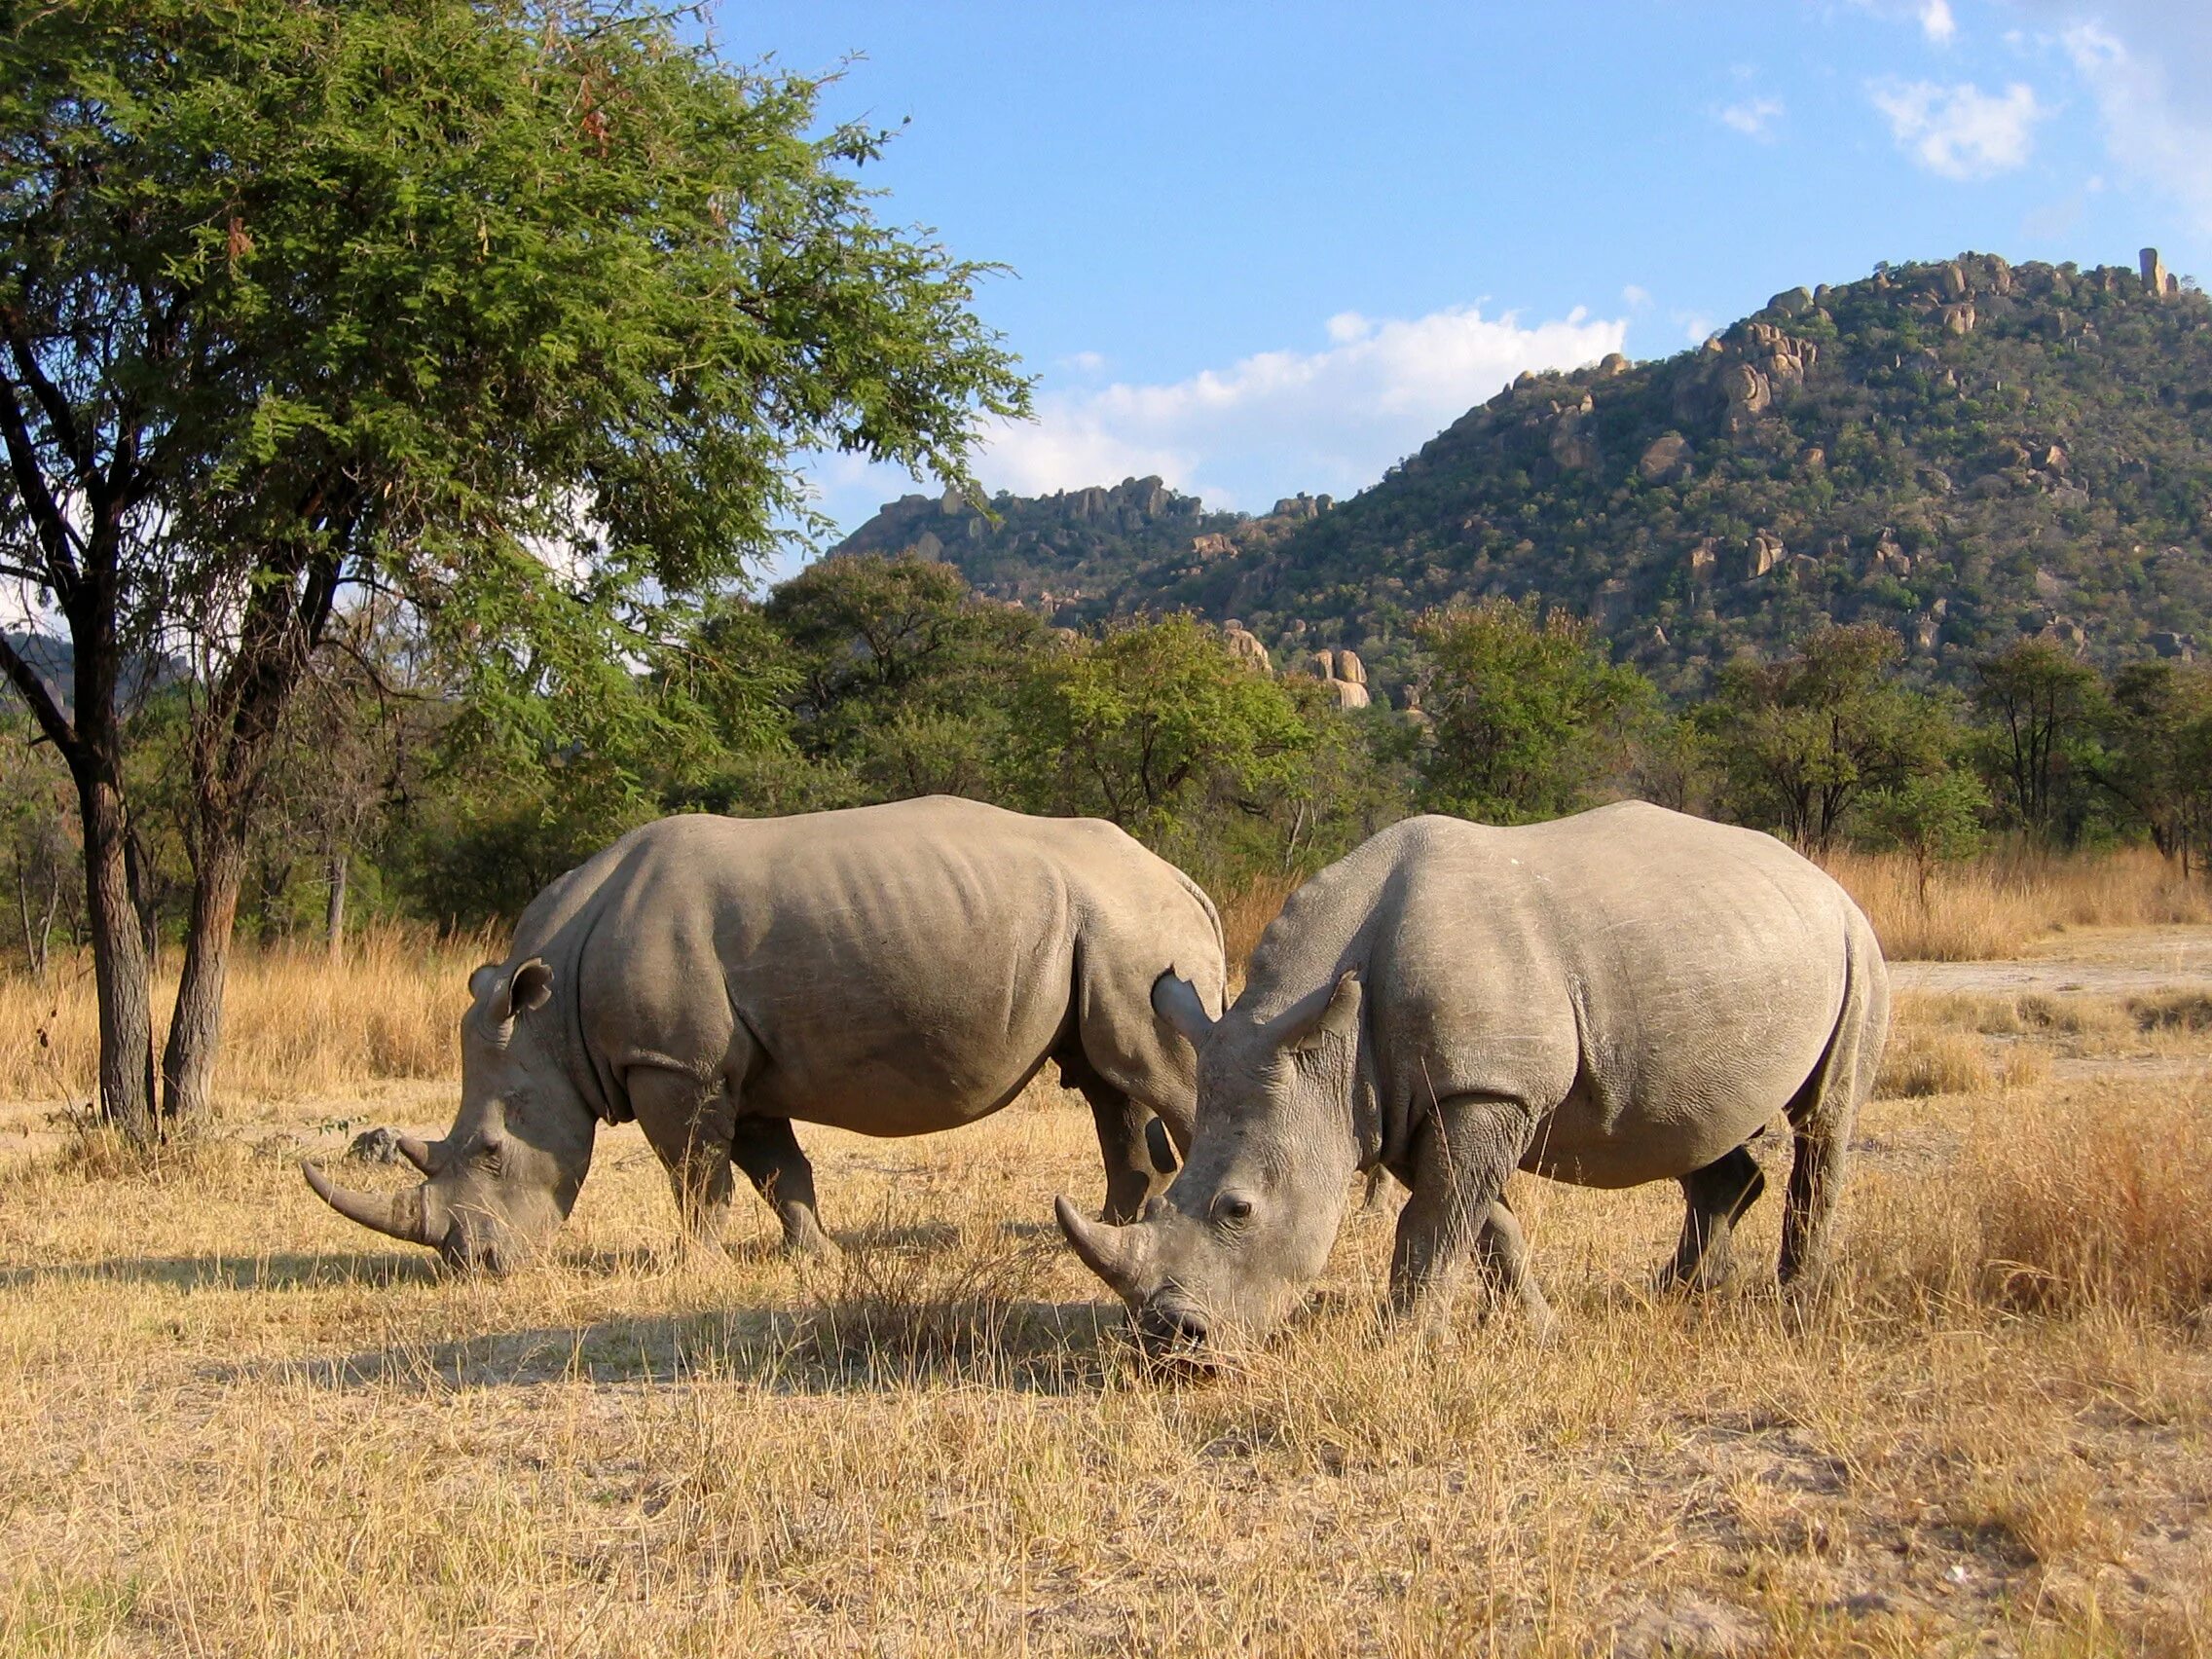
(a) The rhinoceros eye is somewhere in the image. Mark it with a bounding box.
[1214,1193,1255,1227]
[474,1136,506,1175]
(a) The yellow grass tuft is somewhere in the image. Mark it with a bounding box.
[0,922,494,1105]
[1822,843,2212,961]
[1920,1088,2212,1319]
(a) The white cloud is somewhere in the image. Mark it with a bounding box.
[967,304,1628,509]
[2049,12,2212,234]
[1718,95,1785,139]
[1677,313,1715,347]
[1057,350,1108,374]
[1869,78,2046,178]
[1622,283,1652,310]
[1920,0,1958,44]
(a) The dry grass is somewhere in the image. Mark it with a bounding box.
[0,923,496,1105]
[3,928,2211,1654]
[1823,844,2212,961]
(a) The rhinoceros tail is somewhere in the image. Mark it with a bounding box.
[1777,899,1891,1284]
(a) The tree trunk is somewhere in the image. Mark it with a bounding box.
[325,852,348,963]
[161,831,246,1123]
[77,772,158,1138]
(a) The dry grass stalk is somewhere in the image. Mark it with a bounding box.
[1822,843,2212,961]
[0,921,497,1103]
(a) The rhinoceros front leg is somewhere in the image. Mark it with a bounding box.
[730,1115,835,1257]
[1657,1143,1768,1293]
[1388,1096,1553,1339]
[1058,1048,1178,1224]
[630,1067,738,1253]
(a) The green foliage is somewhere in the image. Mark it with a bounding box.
[1413,599,1653,823]
[2093,661,2212,869]
[865,252,2212,703]
[1968,637,2106,841]
[1009,615,1313,840]
[1864,770,1991,900]
[1701,624,1959,848]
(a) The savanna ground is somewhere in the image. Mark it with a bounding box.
[3,852,2211,1656]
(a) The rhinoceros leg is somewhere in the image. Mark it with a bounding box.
[1472,1195,1559,1344]
[1388,1096,1550,1336]
[630,1066,740,1251]
[1057,1047,1177,1224]
[1780,915,1889,1287]
[1657,1145,1768,1293]
[730,1116,834,1257]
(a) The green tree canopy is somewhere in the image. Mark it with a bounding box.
[1701,624,1956,850]
[1010,616,1311,842]
[1413,598,1653,824]
[0,0,1030,1131]
[1970,637,2105,842]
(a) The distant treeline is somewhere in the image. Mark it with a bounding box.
[9,551,2207,966]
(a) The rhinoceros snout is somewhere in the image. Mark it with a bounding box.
[1133,1300,1210,1352]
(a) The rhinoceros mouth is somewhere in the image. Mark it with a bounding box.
[1134,1300,1210,1348]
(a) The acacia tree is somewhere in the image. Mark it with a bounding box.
[1413,598,1652,824]
[1701,624,1955,850]
[0,1,1027,1136]
[1970,637,2103,842]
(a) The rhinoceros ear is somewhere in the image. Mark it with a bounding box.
[473,958,555,1025]
[1151,970,1217,1051]
[1286,970,1361,1054]
[508,958,554,1015]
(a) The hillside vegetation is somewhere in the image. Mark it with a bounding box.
[839,250,2212,703]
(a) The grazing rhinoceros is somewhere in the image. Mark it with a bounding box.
[1055,801,1889,1352]
[304,797,1225,1272]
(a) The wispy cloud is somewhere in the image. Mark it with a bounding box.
[1717,95,1785,139]
[2055,15,2212,235]
[972,305,1628,508]
[1919,0,1958,45]
[1869,78,2045,178]
[1622,284,1652,311]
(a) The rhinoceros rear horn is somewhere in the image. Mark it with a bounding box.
[1054,1195,1152,1301]
[303,1160,440,1249]
[395,1134,439,1176]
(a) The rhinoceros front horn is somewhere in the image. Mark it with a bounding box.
[1054,1195,1150,1301]
[303,1160,440,1249]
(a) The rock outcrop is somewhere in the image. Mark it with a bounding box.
[1221,619,1272,673]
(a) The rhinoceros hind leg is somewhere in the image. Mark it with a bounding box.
[1657,1144,1767,1293]
[1780,916,1889,1287]
[730,1115,833,1257]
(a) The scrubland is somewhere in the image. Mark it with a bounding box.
[2,867,2210,1655]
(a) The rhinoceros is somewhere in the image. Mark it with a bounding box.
[304,797,1225,1271]
[1055,801,1889,1351]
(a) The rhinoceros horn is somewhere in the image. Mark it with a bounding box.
[395,1134,439,1176]
[303,1160,440,1248]
[1054,1195,1152,1300]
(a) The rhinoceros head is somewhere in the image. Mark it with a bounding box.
[1056,968,1363,1355]
[302,957,595,1272]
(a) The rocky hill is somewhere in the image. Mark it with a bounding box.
[832,248,2212,702]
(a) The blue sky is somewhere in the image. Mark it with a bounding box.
[724,0,2212,557]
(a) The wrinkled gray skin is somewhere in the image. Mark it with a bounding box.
[1056,802,1890,1354]
[305,797,1225,1272]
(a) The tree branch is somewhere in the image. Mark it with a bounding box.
[0,628,80,761]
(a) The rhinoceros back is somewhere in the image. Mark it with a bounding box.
[521,798,1217,1137]
[1247,802,1880,1188]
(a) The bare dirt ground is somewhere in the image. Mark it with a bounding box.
[2,928,2209,1656]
